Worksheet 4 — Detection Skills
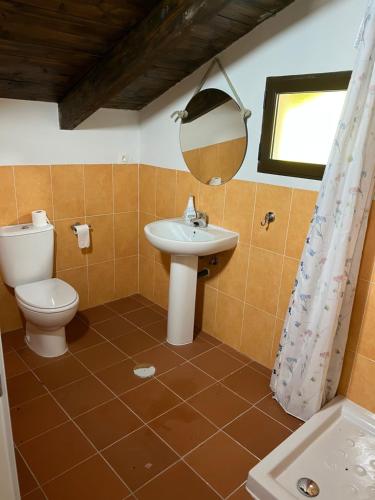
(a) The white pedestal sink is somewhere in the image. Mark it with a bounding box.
[144,218,238,345]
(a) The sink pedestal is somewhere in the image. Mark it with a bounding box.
[167,255,198,345]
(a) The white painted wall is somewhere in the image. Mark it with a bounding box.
[0,99,140,165]
[180,100,246,151]
[140,0,367,191]
[0,0,366,186]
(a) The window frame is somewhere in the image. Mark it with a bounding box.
[257,71,352,180]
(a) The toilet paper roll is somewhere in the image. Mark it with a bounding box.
[32,209,49,227]
[74,224,91,249]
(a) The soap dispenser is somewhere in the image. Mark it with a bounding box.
[184,194,197,224]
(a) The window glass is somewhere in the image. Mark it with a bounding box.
[272,91,346,165]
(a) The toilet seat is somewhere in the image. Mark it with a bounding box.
[15,278,78,313]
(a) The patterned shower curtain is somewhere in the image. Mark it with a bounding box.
[271,1,375,421]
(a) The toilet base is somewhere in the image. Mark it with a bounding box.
[25,321,68,358]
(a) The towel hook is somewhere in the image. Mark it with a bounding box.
[261,212,276,231]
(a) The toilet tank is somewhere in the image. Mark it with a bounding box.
[0,223,54,287]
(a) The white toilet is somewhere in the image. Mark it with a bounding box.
[0,223,79,357]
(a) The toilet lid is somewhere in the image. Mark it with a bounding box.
[15,278,78,310]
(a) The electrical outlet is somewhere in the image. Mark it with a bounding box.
[118,153,128,163]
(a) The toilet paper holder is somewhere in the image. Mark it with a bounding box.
[71,222,92,235]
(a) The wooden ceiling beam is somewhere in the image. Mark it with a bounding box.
[58,0,232,129]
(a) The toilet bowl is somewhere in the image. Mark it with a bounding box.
[15,278,79,357]
[0,222,80,358]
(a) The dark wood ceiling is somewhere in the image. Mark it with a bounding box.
[0,0,294,128]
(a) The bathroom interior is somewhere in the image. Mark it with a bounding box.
[0,0,375,499]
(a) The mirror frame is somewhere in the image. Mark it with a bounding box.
[179,88,248,186]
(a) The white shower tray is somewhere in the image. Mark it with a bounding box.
[246,396,375,500]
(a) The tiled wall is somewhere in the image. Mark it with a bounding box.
[0,164,139,331]
[138,164,317,368]
[341,210,375,413]
[1,162,374,413]
[138,163,375,414]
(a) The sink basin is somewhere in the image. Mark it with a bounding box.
[144,218,238,347]
[144,218,238,256]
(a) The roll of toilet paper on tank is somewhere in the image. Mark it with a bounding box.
[74,224,90,249]
[32,209,49,227]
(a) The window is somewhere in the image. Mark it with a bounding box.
[258,71,351,180]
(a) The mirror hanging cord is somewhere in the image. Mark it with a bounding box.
[171,57,251,122]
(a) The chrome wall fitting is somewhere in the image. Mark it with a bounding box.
[261,211,276,230]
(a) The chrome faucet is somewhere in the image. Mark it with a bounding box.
[190,211,208,228]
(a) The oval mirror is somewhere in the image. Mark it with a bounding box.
[180,88,247,186]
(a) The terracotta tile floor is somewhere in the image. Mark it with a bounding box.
[3,294,303,499]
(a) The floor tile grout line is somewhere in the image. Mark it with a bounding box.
[17,387,255,494]
[68,342,227,498]
[253,403,301,433]
[28,377,134,495]
[12,379,277,452]
[4,348,32,378]
[9,335,280,433]
[224,480,247,499]
[154,376,262,464]
[15,346,137,496]
[68,354,222,497]
[8,295,284,497]
[14,443,49,500]
[217,343,258,366]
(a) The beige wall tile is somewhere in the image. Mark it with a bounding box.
[114,164,138,213]
[86,214,114,265]
[277,257,299,319]
[54,218,87,271]
[114,256,138,299]
[51,165,84,220]
[198,183,225,226]
[246,246,283,315]
[156,167,176,219]
[14,165,53,222]
[359,201,375,281]
[357,282,375,360]
[155,249,170,266]
[347,279,370,352]
[139,256,155,301]
[337,349,355,396]
[197,255,219,289]
[348,354,375,412]
[0,167,17,226]
[154,259,170,309]
[88,260,115,307]
[139,164,156,215]
[0,279,23,331]
[223,179,255,245]
[139,212,156,259]
[252,183,292,254]
[195,284,217,336]
[271,318,284,363]
[241,304,275,368]
[84,164,113,216]
[114,212,138,258]
[215,293,244,349]
[57,267,89,311]
[175,171,200,217]
[285,189,317,259]
[218,244,249,301]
